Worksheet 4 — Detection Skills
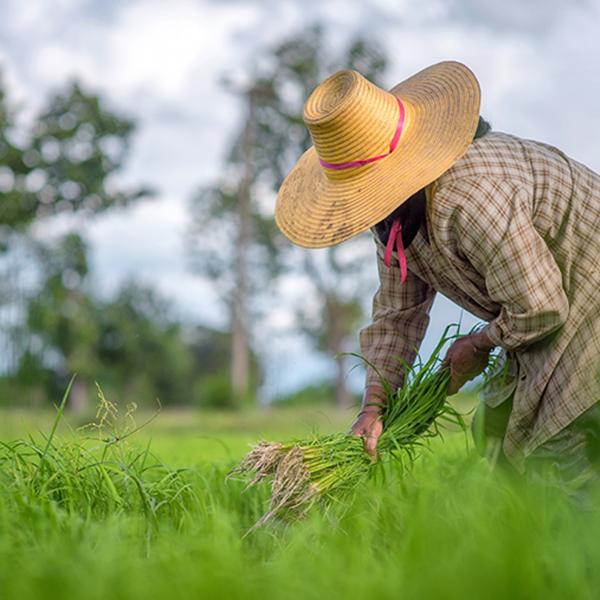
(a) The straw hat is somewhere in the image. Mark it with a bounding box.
[275,61,481,248]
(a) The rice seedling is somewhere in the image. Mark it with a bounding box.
[2,385,600,600]
[231,326,474,528]
[0,378,197,527]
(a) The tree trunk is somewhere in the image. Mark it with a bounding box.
[334,353,352,409]
[69,377,89,413]
[230,90,256,403]
[327,297,353,410]
[231,304,249,400]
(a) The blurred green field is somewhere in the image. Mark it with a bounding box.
[0,404,354,466]
[1,399,598,600]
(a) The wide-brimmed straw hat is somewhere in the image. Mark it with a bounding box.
[275,61,480,248]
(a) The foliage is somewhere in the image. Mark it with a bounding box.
[0,76,151,239]
[26,233,98,379]
[0,382,196,526]
[273,382,339,407]
[0,77,32,246]
[187,325,262,408]
[0,405,599,599]
[7,233,241,408]
[0,72,160,408]
[232,328,469,526]
[95,284,195,407]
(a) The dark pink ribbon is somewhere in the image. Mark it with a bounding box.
[383,218,407,284]
[319,96,405,170]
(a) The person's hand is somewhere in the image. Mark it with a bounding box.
[350,385,386,458]
[350,410,383,459]
[442,330,495,395]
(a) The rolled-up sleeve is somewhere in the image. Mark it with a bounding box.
[436,177,569,351]
[359,238,436,390]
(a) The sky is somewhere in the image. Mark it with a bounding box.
[1,0,600,396]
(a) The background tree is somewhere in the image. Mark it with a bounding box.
[186,324,262,409]
[261,28,388,408]
[297,252,368,407]
[189,26,388,408]
[0,73,33,240]
[0,78,152,241]
[9,238,236,410]
[95,283,196,408]
[188,87,282,406]
[24,233,99,411]
[0,75,153,408]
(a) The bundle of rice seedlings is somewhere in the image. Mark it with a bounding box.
[231,327,475,528]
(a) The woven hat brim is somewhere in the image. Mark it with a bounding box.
[275,61,481,248]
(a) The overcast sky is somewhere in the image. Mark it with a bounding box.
[1,0,600,396]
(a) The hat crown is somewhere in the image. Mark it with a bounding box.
[303,70,401,180]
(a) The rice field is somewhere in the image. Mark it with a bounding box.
[1,396,599,600]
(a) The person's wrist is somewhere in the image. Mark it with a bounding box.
[357,406,382,417]
[471,329,495,353]
[360,385,386,416]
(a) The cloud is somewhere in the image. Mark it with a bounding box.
[86,195,226,324]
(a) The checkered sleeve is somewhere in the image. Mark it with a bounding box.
[435,177,569,351]
[359,237,436,391]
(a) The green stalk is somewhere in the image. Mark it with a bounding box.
[234,325,489,527]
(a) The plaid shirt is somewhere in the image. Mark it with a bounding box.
[360,132,600,467]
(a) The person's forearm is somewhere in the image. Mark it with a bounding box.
[443,327,497,395]
[359,384,388,415]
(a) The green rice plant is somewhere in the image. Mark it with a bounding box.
[0,379,197,528]
[231,326,473,528]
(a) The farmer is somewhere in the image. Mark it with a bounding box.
[274,61,600,488]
